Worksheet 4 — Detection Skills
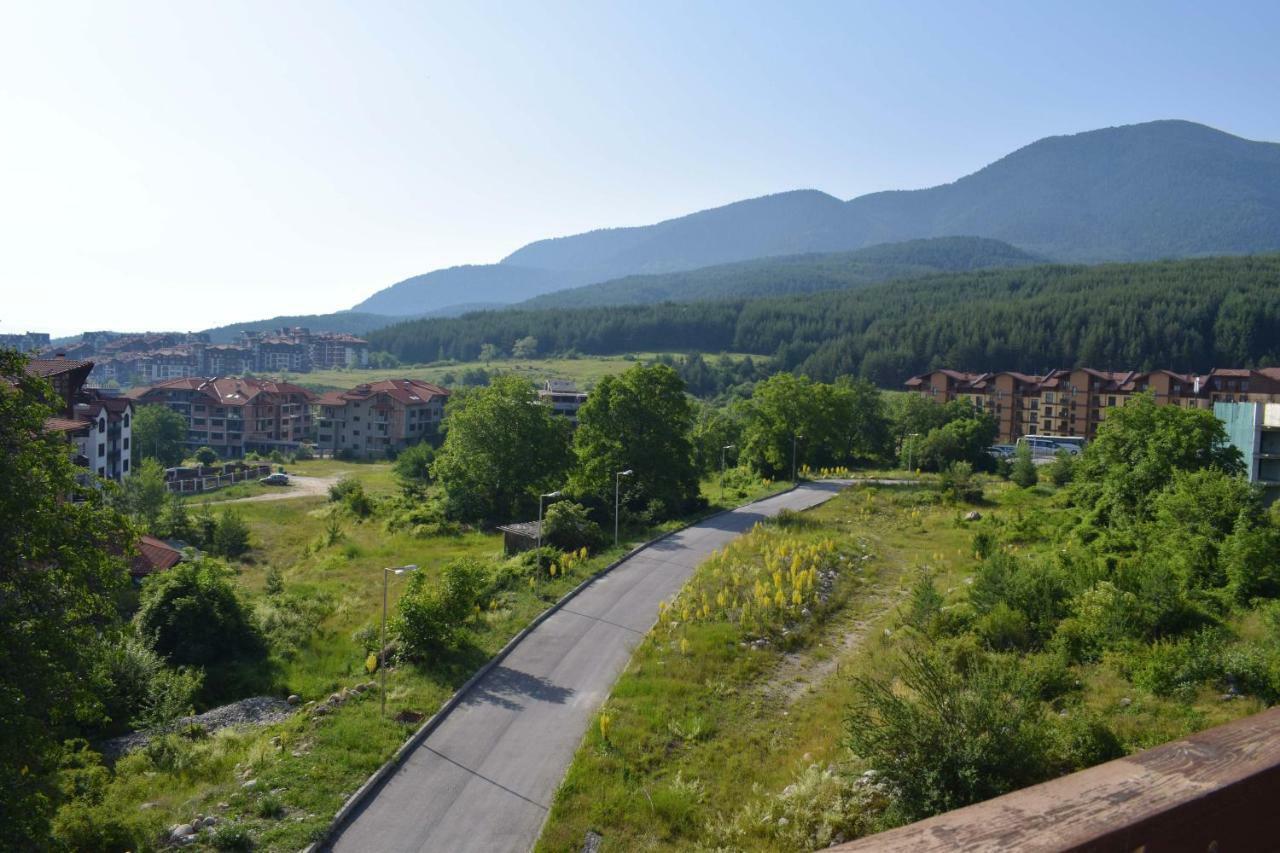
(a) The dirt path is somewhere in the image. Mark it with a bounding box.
[220,473,344,504]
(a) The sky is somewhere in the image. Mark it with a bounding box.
[3,0,1280,336]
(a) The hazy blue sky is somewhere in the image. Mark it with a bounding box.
[3,1,1279,335]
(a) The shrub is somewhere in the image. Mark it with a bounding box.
[99,635,202,731]
[329,476,372,517]
[971,530,996,560]
[1047,450,1076,486]
[211,823,253,851]
[213,509,251,558]
[293,444,314,461]
[134,560,268,668]
[845,647,1055,823]
[396,559,490,652]
[194,446,219,466]
[264,566,285,596]
[939,462,982,503]
[393,441,435,494]
[255,792,285,819]
[1010,444,1038,488]
[542,501,606,553]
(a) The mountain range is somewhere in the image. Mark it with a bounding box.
[351,120,1280,317]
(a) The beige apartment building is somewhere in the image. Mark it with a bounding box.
[906,366,1280,444]
[130,376,315,458]
[315,379,449,459]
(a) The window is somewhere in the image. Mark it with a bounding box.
[123,413,130,427]
[123,459,129,472]
[123,437,129,450]
[99,417,106,432]
[1108,396,1117,407]
[98,443,105,456]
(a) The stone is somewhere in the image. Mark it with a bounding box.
[580,830,604,853]
[217,802,230,811]
[286,694,301,705]
[170,824,195,841]
[1120,697,1132,707]
[313,705,330,716]
[964,510,982,521]
[328,692,343,704]
[353,682,368,693]
[139,802,158,810]
[242,779,258,789]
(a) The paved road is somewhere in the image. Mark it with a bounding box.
[326,481,851,853]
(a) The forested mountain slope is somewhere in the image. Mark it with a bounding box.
[369,254,1280,385]
[519,237,1040,309]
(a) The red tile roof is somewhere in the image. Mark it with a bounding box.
[322,378,449,407]
[132,376,316,405]
[132,535,183,578]
[25,357,93,378]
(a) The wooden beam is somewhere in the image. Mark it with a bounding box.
[831,706,1280,852]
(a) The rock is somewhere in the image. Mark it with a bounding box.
[216,802,230,811]
[365,680,378,691]
[139,801,158,810]
[581,830,604,853]
[203,815,219,827]
[170,824,195,841]
[328,692,343,704]
[242,779,258,789]
[287,694,301,705]
[964,510,982,521]
[353,682,368,693]
[1120,697,1132,707]
[313,705,330,717]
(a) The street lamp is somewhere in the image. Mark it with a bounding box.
[381,564,418,717]
[537,490,562,549]
[791,433,804,482]
[720,444,735,500]
[615,469,633,547]
[905,432,920,476]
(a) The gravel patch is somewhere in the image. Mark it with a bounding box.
[101,696,293,759]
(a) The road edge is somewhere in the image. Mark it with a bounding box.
[308,483,804,852]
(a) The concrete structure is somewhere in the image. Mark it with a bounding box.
[315,379,448,459]
[908,366,1280,445]
[130,376,314,458]
[1215,401,1280,499]
[537,379,588,423]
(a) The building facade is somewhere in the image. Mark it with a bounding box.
[130,376,315,458]
[315,379,449,459]
[538,380,589,423]
[1214,401,1280,499]
[906,367,1280,445]
[23,357,133,483]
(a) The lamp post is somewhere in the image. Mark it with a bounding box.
[791,433,804,482]
[381,564,418,717]
[615,469,633,547]
[537,490,562,549]
[720,444,735,500]
[905,432,920,476]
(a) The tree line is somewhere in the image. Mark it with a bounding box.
[369,254,1280,387]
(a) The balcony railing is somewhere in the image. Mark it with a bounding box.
[830,706,1280,851]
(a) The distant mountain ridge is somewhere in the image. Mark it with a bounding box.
[519,237,1041,309]
[349,120,1280,315]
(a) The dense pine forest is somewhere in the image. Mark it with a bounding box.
[369,254,1280,385]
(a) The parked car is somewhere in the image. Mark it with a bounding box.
[260,472,290,485]
[987,444,1017,458]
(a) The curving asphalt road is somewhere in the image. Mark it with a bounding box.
[325,481,850,853]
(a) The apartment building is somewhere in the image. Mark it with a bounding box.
[240,327,369,372]
[537,379,589,423]
[1214,402,1280,499]
[22,357,133,482]
[0,331,51,352]
[315,379,449,459]
[906,367,1280,445]
[130,376,315,458]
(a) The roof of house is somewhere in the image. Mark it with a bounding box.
[131,376,316,404]
[496,521,542,538]
[319,378,449,407]
[43,416,90,433]
[25,357,94,379]
[131,535,184,578]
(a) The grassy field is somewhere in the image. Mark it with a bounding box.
[534,479,1267,851]
[261,352,765,393]
[74,461,797,850]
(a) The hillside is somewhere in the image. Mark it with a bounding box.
[349,121,1280,316]
[519,237,1040,309]
[368,253,1280,384]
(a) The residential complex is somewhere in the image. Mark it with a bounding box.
[0,331,51,352]
[538,379,589,423]
[22,357,134,483]
[315,379,449,459]
[129,376,315,458]
[907,367,1280,444]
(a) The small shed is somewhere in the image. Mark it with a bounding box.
[497,521,542,555]
[131,535,184,579]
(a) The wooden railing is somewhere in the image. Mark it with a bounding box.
[831,707,1280,852]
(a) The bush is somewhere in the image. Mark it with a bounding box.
[939,462,982,503]
[1011,444,1038,488]
[293,444,314,461]
[393,441,435,494]
[845,647,1055,823]
[213,509,251,558]
[396,559,490,652]
[329,476,373,517]
[542,501,606,553]
[194,446,219,466]
[98,634,202,731]
[1047,450,1076,486]
[134,560,268,668]
[211,823,253,851]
